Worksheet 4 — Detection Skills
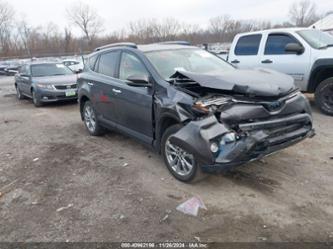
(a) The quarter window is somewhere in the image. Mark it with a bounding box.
[235,35,262,55]
[97,51,119,77]
[119,52,148,81]
[265,34,300,55]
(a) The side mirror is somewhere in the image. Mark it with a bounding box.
[285,43,304,55]
[75,69,83,74]
[126,74,151,87]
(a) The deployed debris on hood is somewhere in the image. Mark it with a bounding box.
[170,69,296,97]
[176,196,207,216]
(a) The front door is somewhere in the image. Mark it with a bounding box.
[260,33,311,91]
[112,51,153,143]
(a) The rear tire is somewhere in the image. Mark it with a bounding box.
[15,85,25,100]
[32,89,42,107]
[161,124,206,183]
[315,78,333,116]
[83,100,105,136]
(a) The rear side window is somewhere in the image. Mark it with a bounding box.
[235,35,262,55]
[96,51,119,77]
[265,34,300,55]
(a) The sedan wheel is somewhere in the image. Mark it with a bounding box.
[32,90,42,107]
[16,86,24,100]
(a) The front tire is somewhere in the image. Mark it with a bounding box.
[161,124,205,183]
[15,85,25,100]
[315,78,333,116]
[83,101,105,136]
[32,89,43,107]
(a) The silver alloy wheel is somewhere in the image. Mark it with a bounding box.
[165,137,195,176]
[84,104,97,133]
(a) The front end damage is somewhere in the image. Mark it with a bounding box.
[167,73,314,172]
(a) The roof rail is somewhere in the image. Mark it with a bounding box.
[158,41,191,46]
[94,42,137,51]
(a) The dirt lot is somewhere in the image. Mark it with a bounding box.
[0,76,332,242]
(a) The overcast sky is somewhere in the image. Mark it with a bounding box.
[8,0,332,35]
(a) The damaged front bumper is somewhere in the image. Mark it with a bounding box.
[169,93,314,173]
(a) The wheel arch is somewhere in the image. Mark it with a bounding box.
[79,95,90,120]
[308,59,333,93]
[155,113,181,152]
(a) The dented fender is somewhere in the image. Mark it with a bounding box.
[169,115,229,164]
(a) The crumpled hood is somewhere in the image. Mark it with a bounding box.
[32,74,77,85]
[171,68,296,97]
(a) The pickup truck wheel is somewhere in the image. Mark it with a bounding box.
[15,85,25,100]
[32,90,43,107]
[161,124,206,183]
[83,101,105,136]
[315,78,333,116]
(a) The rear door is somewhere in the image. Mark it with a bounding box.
[260,33,311,90]
[111,51,153,143]
[228,34,262,69]
[91,50,120,122]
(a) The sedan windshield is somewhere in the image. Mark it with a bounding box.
[297,29,333,49]
[31,63,74,77]
[145,48,234,80]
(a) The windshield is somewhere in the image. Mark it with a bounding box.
[31,63,74,77]
[297,29,333,49]
[145,48,234,80]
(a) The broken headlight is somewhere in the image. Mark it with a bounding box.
[193,96,232,114]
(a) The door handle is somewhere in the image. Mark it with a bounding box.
[112,88,122,94]
[231,59,240,64]
[261,59,273,64]
[87,82,94,86]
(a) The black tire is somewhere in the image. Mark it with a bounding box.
[32,89,43,107]
[315,77,333,116]
[161,124,206,183]
[15,85,25,100]
[82,101,105,136]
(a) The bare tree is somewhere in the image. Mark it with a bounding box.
[289,0,319,27]
[0,0,14,55]
[66,1,104,44]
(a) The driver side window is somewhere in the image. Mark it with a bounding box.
[119,52,148,81]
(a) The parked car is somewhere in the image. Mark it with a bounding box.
[78,42,314,182]
[4,62,21,76]
[227,28,333,116]
[62,59,84,73]
[15,62,78,107]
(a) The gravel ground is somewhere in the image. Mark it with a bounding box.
[0,76,332,242]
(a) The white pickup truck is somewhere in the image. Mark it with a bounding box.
[226,28,333,116]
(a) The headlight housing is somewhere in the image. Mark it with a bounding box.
[192,96,232,114]
[36,83,54,90]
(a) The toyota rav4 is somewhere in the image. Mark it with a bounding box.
[78,42,314,182]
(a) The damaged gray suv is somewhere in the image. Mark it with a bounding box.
[78,42,314,182]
